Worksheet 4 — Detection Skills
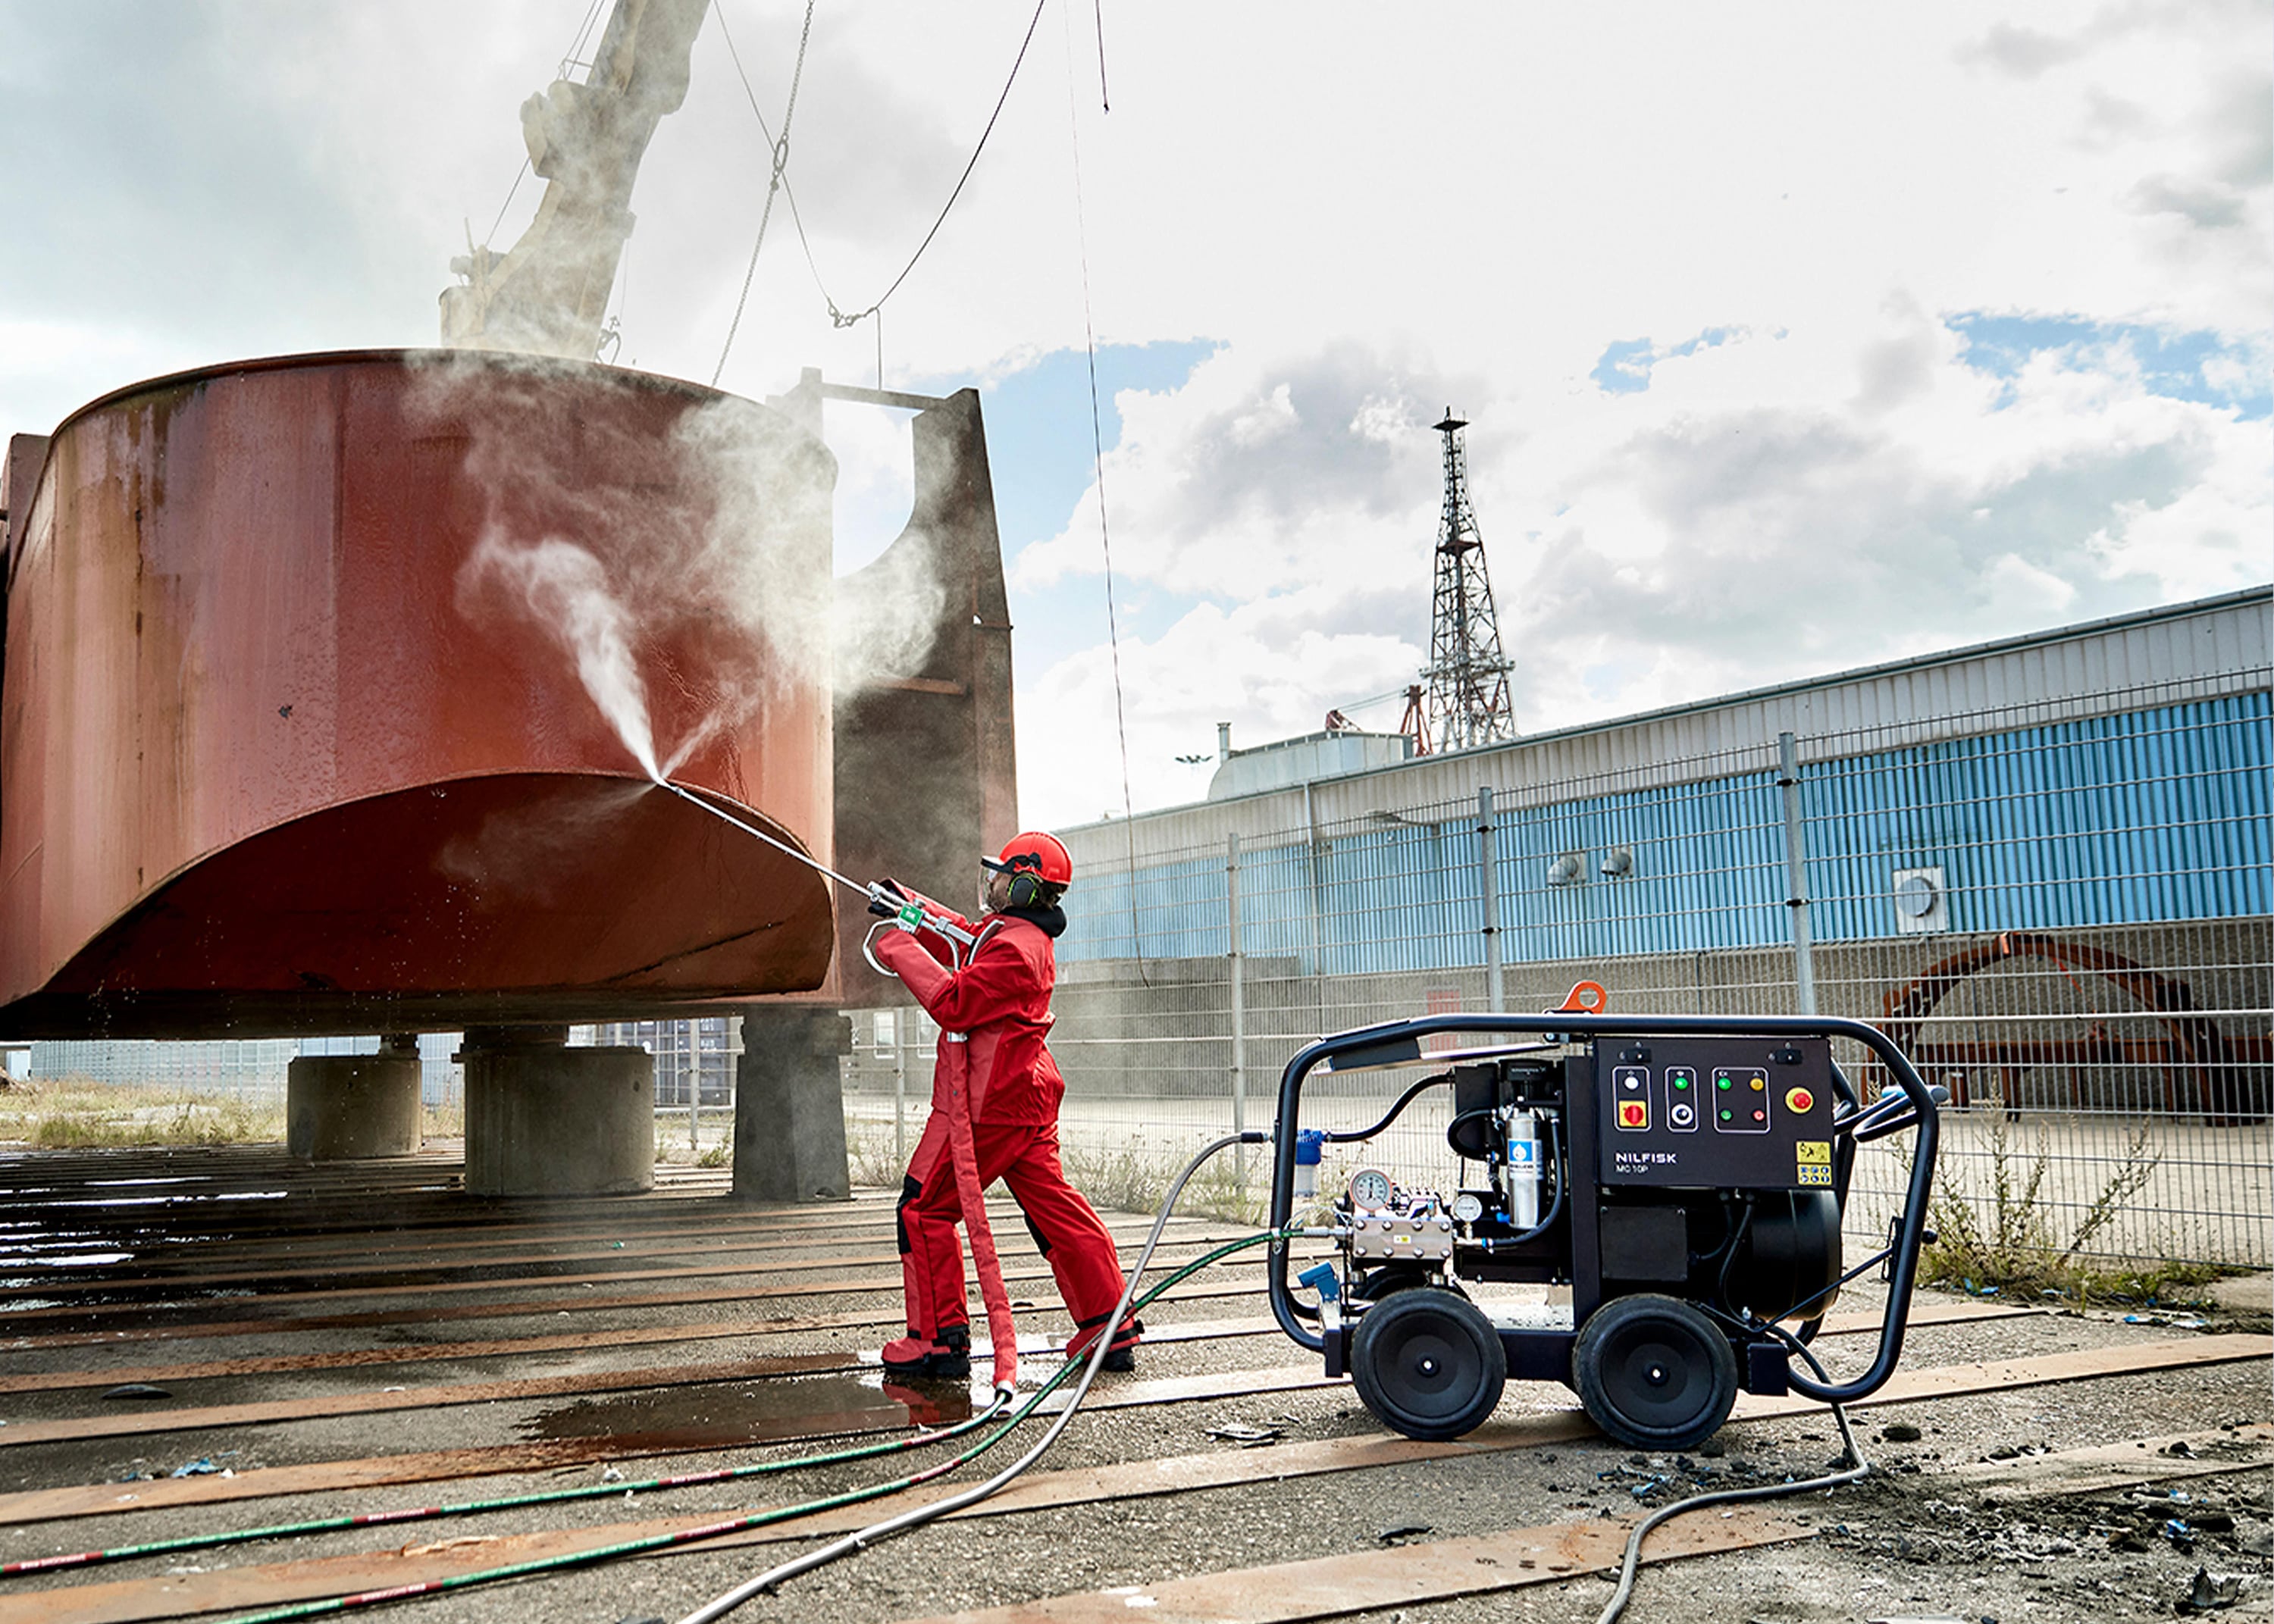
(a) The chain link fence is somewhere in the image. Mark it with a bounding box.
[850,671,2272,1269]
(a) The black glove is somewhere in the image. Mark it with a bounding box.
[865,878,908,918]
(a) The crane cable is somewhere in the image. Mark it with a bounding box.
[1059,0,1147,985]
[709,0,816,386]
[716,0,1048,342]
[471,0,611,256]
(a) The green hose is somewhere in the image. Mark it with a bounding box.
[5,1237,1271,1582]
[214,1230,1288,1624]
[2,1400,1004,1580]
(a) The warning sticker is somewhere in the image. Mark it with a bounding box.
[1794,1140,1833,1165]
[1796,1163,1834,1187]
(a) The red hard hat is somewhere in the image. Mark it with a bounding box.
[983,831,1073,887]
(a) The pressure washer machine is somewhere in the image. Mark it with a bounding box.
[1266,1006,1942,1450]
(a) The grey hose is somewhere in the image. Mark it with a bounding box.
[1593,1392,1868,1624]
[670,1131,1252,1624]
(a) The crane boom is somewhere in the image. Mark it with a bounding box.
[441,0,710,359]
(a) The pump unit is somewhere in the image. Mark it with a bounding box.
[1267,1009,1940,1450]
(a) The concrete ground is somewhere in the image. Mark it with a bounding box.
[0,1142,2266,1624]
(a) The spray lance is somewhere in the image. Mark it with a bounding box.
[653,778,1016,1397]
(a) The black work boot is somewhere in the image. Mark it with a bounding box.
[879,1322,971,1378]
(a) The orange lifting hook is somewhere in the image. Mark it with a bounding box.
[1555,979,1608,1013]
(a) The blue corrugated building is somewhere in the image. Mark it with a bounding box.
[1057,590,2272,981]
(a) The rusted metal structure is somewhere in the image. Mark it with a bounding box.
[767,371,1020,1010]
[1872,931,2267,1125]
[0,349,847,1040]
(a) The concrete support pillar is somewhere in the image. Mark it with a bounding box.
[459,1027,654,1197]
[286,1033,423,1159]
[734,1007,853,1203]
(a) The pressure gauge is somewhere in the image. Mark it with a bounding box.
[1451,1191,1485,1225]
[1348,1168,1394,1212]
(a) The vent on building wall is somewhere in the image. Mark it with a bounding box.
[1547,853,1586,886]
[1892,865,1950,934]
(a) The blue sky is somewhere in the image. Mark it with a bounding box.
[1948,313,2271,418]
[978,339,1221,689]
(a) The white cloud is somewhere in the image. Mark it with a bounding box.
[0,2,2263,837]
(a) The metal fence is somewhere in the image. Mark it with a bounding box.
[850,672,2272,1269]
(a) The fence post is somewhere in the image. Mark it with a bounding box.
[688,1032,701,1153]
[1477,785,1504,1014]
[1226,831,1247,1189]
[892,1014,908,1166]
[1777,730,1818,1016]
[1301,781,1328,1033]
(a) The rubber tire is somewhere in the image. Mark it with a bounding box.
[1571,1293,1740,1450]
[1350,1288,1507,1441]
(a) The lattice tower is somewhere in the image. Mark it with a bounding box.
[1420,411,1515,752]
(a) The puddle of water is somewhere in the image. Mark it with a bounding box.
[519,1372,973,1451]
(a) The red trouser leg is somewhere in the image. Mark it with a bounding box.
[996,1122,1129,1334]
[897,1112,966,1338]
[900,1118,1127,1338]
[899,1114,1031,1336]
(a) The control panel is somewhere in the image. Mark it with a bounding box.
[1594,1036,1837,1190]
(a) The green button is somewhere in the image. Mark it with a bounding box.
[1674,1075,1690,1090]
[1716,1075,1731,1090]
[1718,1108,1734,1122]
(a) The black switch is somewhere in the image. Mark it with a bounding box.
[1771,1045,1803,1066]
[1618,1045,1652,1065]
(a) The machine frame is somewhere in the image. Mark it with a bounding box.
[1265,1011,1942,1445]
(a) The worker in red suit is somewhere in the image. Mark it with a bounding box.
[867,831,1139,1379]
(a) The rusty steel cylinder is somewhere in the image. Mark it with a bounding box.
[0,349,841,1037]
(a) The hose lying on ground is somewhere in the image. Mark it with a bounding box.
[1593,1334,1870,1624]
[669,1131,1261,1624]
[2,1403,1007,1579]
[200,1177,1278,1622]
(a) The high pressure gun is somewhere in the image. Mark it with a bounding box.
[860,878,978,968]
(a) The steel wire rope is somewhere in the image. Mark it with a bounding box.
[1060,0,1149,986]
[205,1225,1284,1623]
[710,0,816,386]
[1090,0,1110,111]
[719,0,1048,341]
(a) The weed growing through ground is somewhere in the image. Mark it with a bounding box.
[0,1077,287,1147]
[1907,1097,2226,1306]
[1,1074,462,1149]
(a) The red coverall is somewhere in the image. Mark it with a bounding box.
[872,907,1129,1350]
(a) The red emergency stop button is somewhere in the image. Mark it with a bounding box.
[1785,1087,1814,1112]
[1617,1100,1648,1130]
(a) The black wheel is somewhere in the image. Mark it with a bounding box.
[1349,1288,1506,1441]
[1572,1293,1739,1450]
